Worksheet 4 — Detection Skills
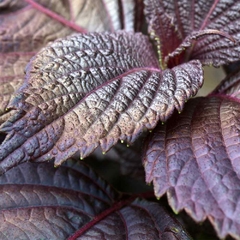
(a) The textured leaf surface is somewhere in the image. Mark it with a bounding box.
[0,0,139,53]
[0,160,191,240]
[143,96,240,239]
[0,32,203,173]
[1,0,138,124]
[212,68,240,99]
[144,0,240,67]
[0,52,35,124]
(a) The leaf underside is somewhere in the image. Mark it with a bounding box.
[0,31,203,173]
[0,160,191,240]
[143,95,240,239]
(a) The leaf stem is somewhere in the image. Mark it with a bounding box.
[24,0,87,33]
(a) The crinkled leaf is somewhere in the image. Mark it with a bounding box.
[0,52,35,124]
[0,0,141,123]
[0,0,140,53]
[143,96,240,239]
[144,0,240,67]
[0,160,191,240]
[144,0,183,69]
[0,32,203,173]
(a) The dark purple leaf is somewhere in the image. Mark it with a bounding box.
[143,95,240,239]
[144,0,183,69]
[212,68,240,99]
[0,31,203,173]
[144,0,240,67]
[91,136,146,181]
[0,160,191,239]
[118,0,144,31]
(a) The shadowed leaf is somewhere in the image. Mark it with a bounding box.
[212,67,240,99]
[143,95,240,239]
[91,136,146,181]
[144,0,240,67]
[0,32,203,173]
[0,160,191,240]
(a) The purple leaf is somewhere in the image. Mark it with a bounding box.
[0,160,191,239]
[212,67,240,99]
[0,52,36,125]
[0,32,203,173]
[144,0,183,69]
[143,95,240,239]
[0,0,139,123]
[118,0,144,31]
[0,0,139,52]
[91,136,146,181]
[144,0,240,67]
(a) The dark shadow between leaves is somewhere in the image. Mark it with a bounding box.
[0,133,6,145]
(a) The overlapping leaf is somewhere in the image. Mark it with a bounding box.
[144,0,240,67]
[0,160,191,239]
[143,72,240,239]
[0,0,142,124]
[0,31,203,173]
[91,137,146,181]
[0,0,140,51]
[213,67,240,99]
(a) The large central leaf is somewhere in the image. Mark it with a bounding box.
[0,31,203,173]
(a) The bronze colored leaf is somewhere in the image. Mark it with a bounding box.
[0,32,203,173]
[0,0,141,124]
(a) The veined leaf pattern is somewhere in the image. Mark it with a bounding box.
[0,32,203,173]
[0,0,141,124]
[143,95,240,239]
[144,0,240,67]
[0,160,191,240]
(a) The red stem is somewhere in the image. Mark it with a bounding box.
[24,0,87,33]
[67,192,155,240]
[199,0,220,30]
